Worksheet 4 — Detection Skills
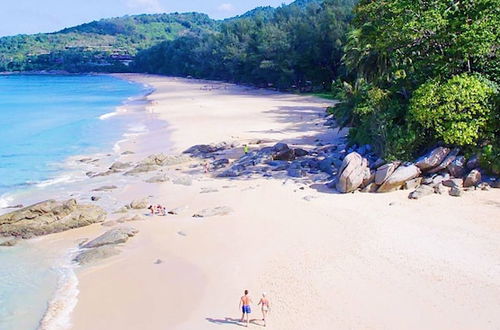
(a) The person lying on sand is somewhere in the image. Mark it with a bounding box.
[239,290,253,327]
[148,205,154,215]
[258,293,270,327]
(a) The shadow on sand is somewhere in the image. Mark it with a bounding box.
[206,317,265,327]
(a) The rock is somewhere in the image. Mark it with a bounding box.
[447,156,466,178]
[336,152,368,193]
[287,167,306,178]
[121,151,135,155]
[92,169,121,177]
[434,183,447,194]
[73,246,121,265]
[145,174,170,183]
[92,185,118,192]
[212,158,229,170]
[192,206,233,218]
[101,220,118,227]
[183,143,235,157]
[371,158,385,169]
[415,147,450,172]
[464,169,481,188]
[272,143,289,152]
[0,238,19,247]
[361,183,379,193]
[443,178,463,188]
[303,195,317,201]
[154,259,163,264]
[319,157,337,175]
[403,177,422,190]
[375,162,400,185]
[431,173,450,187]
[477,182,491,191]
[177,231,187,236]
[378,165,421,193]
[428,148,460,174]
[90,196,101,202]
[124,164,158,176]
[128,198,149,209]
[273,148,295,161]
[449,186,463,197]
[409,185,435,199]
[82,226,138,249]
[294,148,309,157]
[172,176,192,186]
[466,155,480,170]
[109,161,132,170]
[0,199,106,239]
[267,160,290,171]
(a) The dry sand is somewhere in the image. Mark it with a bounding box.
[63,75,500,330]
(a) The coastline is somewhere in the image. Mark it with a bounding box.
[1,74,499,330]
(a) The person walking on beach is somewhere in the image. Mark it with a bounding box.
[243,144,249,155]
[257,293,270,327]
[239,290,253,327]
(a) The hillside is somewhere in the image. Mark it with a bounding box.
[0,13,217,72]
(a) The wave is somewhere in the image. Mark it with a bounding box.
[0,194,14,208]
[98,111,118,120]
[38,250,80,330]
[35,174,79,188]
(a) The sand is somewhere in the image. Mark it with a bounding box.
[36,75,500,330]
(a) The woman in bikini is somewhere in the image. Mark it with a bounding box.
[257,292,270,327]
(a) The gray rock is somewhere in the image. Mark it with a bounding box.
[177,231,187,237]
[431,173,450,187]
[0,199,106,239]
[415,147,450,172]
[73,246,121,265]
[212,158,229,170]
[92,185,118,192]
[154,259,163,264]
[378,165,421,193]
[192,206,233,218]
[336,152,368,193]
[375,162,400,185]
[82,226,138,249]
[273,148,295,161]
[477,182,491,191]
[464,169,481,188]
[428,148,460,174]
[443,178,464,188]
[319,157,337,175]
[121,151,135,155]
[128,198,149,209]
[109,161,132,170]
[145,174,170,183]
[272,143,289,152]
[183,143,235,157]
[408,185,435,199]
[92,169,121,177]
[287,167,306,178]
[361,183,379,193]
[466,155,480,170]
[101,220,118,227]
[449,186,463,197]
[90,196,101,202]
[172,176,193,186]
[403,177,422,190]
[447,156,466,178]
[294,148,309,157]
[124,164,159,176]
[434,183,447,194]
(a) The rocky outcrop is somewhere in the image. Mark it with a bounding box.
[192,206,233,218]
[124,164,159,176]
[336,152,368,193]
[0,238,19,247]
[82,226,138,249]
[378,165,421,193]
[73,245,121,265]
[464,169,481,188]
[109,161,132,171]
[0,199,106,239]
[375,162,400,185]
[184,142,237,158]
[415,147,450,172]
[428,148,459,174]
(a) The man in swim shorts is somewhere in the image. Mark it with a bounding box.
[239,289,252,327]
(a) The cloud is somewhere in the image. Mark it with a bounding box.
[127,0,164,12]
[217,3,236,12]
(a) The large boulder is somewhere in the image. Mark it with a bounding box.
[447,156,466,178]
[73,245,121,265]
[183,142,236,158]
[336,152,368,193]
[273,148,296,161]
[375,162,400,185]
[415,147,450,172]
[464,169,481,188]
[109,161,132,171]
[428,148,460,174]
[82,226,138,249]
[0,199,106,239]
[128,198,149,209]
[408,185,435,199]
[378,165,421,193]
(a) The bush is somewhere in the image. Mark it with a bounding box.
[409,74,498,147]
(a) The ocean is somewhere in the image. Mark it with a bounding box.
[0,74,149,330]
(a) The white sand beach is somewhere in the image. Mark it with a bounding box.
[26,75,500,330]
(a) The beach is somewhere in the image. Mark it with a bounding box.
[2,74,500,330]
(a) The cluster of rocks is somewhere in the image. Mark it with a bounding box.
[183,142,238,158]
[73,226,138,265]
[0,199,106,241]
[336,147,498,198]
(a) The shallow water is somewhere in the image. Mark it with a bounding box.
[0,74,149,330]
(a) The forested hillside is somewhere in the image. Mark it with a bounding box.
[133,0,356,89]
[0,13,217,72]
[333,0,499,171]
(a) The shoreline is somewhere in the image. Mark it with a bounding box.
[1,74,499,330]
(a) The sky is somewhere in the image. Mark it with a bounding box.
[0,0,294,37]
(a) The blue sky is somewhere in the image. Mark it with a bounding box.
[0,0,294,37]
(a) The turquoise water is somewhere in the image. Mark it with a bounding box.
[0,74,147,200]
[0,74,148,330]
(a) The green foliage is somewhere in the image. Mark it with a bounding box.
[133,0,357,89]
[337,0,500,160]
[481,144,500,175]
[409,74,498,146]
